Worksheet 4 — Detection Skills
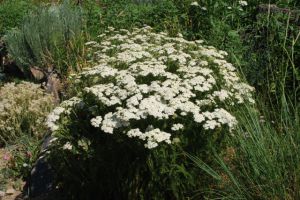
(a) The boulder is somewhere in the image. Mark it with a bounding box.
[24,135,61,199]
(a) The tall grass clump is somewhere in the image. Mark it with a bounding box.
[243,9,300,102]
[4,0,85,77]
[190,98,300,199]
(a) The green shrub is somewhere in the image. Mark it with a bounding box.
[83,0,180,37]
[45,27,254,199]
[4,0,85,77]
[0,81,55,146]
[0,0,33,37]
[82,0,102,38]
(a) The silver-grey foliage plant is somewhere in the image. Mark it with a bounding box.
[4,0,83,75]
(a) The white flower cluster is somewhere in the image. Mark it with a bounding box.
[46,97,83,131]
[91,116,103,127]
[127,127,171,149]
[63,142,73,150]
[190,1,199,7]
[46,107,65,131]
[239,1,248,6]
[171,124,184,131]
[49,26,255,149]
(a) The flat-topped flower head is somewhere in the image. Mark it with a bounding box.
[239,1,248,6]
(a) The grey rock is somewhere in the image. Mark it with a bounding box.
[24,135,57,199]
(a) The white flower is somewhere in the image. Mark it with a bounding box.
[213,90,230,101]
[63,142,73,150]
[85,41,97,46]
[91,116,103,127]
[239,1,248,6]
[171,123,184,131]
[23,163,29,167]
[203,120,221,130]
[190,1,199,6]
[53,107,65,115]
[144,141,158,149]
[127,128,171,149]
[194,113,205,123]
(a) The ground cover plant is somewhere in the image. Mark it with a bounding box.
[0,81,55,146]
[45,26,254,199]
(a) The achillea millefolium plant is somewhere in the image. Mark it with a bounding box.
[45,26,255,199]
